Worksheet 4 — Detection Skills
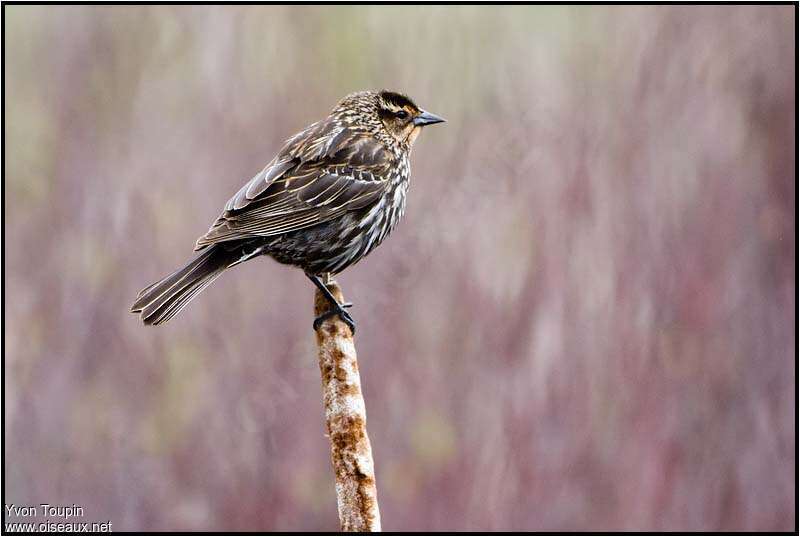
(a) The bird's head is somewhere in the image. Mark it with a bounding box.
[335,90,445,150]
[376,90,446,147]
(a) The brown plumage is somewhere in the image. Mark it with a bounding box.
[130,90,444,331]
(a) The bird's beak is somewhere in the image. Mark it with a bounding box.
[413,110,446,127]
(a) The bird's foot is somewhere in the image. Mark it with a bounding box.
[313,301,356,334]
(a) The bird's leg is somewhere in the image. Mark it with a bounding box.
[307,273,356,334]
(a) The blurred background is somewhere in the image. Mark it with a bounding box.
[3,5,795,532]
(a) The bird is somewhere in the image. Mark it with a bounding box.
[130,90,445,333]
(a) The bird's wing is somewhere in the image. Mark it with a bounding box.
[195,118,392,250]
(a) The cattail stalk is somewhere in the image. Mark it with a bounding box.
[314,282,381,532]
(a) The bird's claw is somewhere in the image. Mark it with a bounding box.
[313,304,356,334]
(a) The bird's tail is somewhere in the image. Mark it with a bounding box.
[131,245,233,325]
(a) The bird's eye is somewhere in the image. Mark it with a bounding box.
[395,110,409,120]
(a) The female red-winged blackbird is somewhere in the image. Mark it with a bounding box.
[131,90,444,333]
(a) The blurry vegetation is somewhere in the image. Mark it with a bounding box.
[4,5,795,531]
